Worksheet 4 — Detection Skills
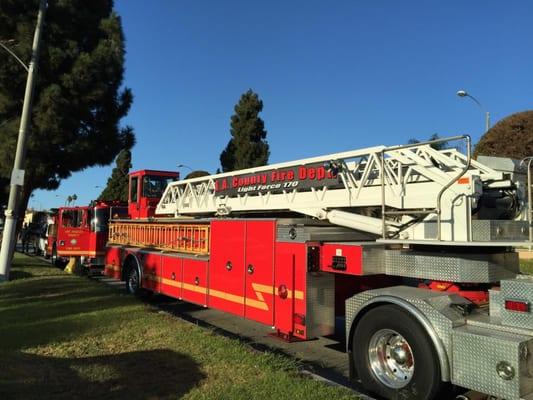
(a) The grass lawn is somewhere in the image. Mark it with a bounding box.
[0,254,357,400]
[520,258,533,275]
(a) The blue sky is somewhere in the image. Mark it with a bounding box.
[32,0,533,210]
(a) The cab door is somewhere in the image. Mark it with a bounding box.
[128,175,140,219]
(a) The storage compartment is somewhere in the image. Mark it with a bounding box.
[274,241,334,340]
[452,325,533,399]
[104,245,122,279]
[161,256,182,299]
[141,251,162,292]
[182,258,208,306]
[244,220,275,325]
[208,220,246,317]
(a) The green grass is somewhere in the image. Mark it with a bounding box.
[520,258,533,275]
[0,254,357,400]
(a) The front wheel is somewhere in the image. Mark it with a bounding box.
[352,304,444,400]
[51,245,61,268]
[125,265,141,295]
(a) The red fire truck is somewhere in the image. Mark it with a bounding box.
[104,136,533,400]
[53,200,128,270]
[53,170,178,270]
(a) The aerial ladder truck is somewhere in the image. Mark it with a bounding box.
[105,135,533,400]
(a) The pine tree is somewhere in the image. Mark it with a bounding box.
[0,0,134,213]
[408,133,448,150]
[98,149,132,201]
[474,111,533,159]
[220,90,269,172]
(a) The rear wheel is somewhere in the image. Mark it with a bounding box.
[125,264,141,295]
[352,304,444,400]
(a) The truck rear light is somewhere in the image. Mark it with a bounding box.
[504,300,530,313]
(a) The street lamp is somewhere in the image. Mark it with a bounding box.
[0,0,47,282]
[177,164,193,172]
[456,89,490,132]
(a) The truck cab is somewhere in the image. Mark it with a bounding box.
[55,201,127,269]
[128,170,179,219]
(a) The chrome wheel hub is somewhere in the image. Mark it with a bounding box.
[368,329,414,389]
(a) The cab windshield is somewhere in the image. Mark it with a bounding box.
[142,175,174,198]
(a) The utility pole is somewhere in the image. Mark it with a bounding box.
[0,0,47,282]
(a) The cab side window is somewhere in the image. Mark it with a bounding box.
[130,177,138,202]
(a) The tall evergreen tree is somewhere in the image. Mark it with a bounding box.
[98,149,132,201]
[408,133,449,150]
[0,1,134,213]
[220,90,269,172]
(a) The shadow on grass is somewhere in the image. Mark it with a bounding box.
[8,270,34,280]
[0,277,136,351]
[9,252,65,280]
[0,349,205,400]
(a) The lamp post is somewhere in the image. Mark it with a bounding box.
[456,90,490,133]
[177,164,193,179]
[177,164,193,172]
[0,0,47,282]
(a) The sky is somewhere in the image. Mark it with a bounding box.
[32,0,533,210]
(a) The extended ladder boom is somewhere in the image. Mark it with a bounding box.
[156,135,529,244]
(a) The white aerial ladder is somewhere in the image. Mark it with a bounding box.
[157,135,530,245]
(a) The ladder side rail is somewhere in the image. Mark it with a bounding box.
[444,149,504,179]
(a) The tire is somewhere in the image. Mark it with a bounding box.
[51,245,60,267]
[125,263,141,295]
[352,304,444,400]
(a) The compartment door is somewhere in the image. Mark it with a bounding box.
[244,221,275,325]
[182,259,207,306]
[208,220,246,317]
[161,256,182,299]
[141,252,162,292]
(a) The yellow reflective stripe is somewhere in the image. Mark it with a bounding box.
[146,275,305,310]
[209,288,245,305]
[57,250,104,256]
[182,282,208,295]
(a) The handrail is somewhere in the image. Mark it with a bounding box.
[520,157,533,247]
[380,135,471,240]
[436,136,471,240]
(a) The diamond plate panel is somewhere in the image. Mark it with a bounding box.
[472,220,529,242]
[382,250,517,282]
[501,276,533,329]
[452,325,533,399]
[306,272,335,338]
[360,247,385,274]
